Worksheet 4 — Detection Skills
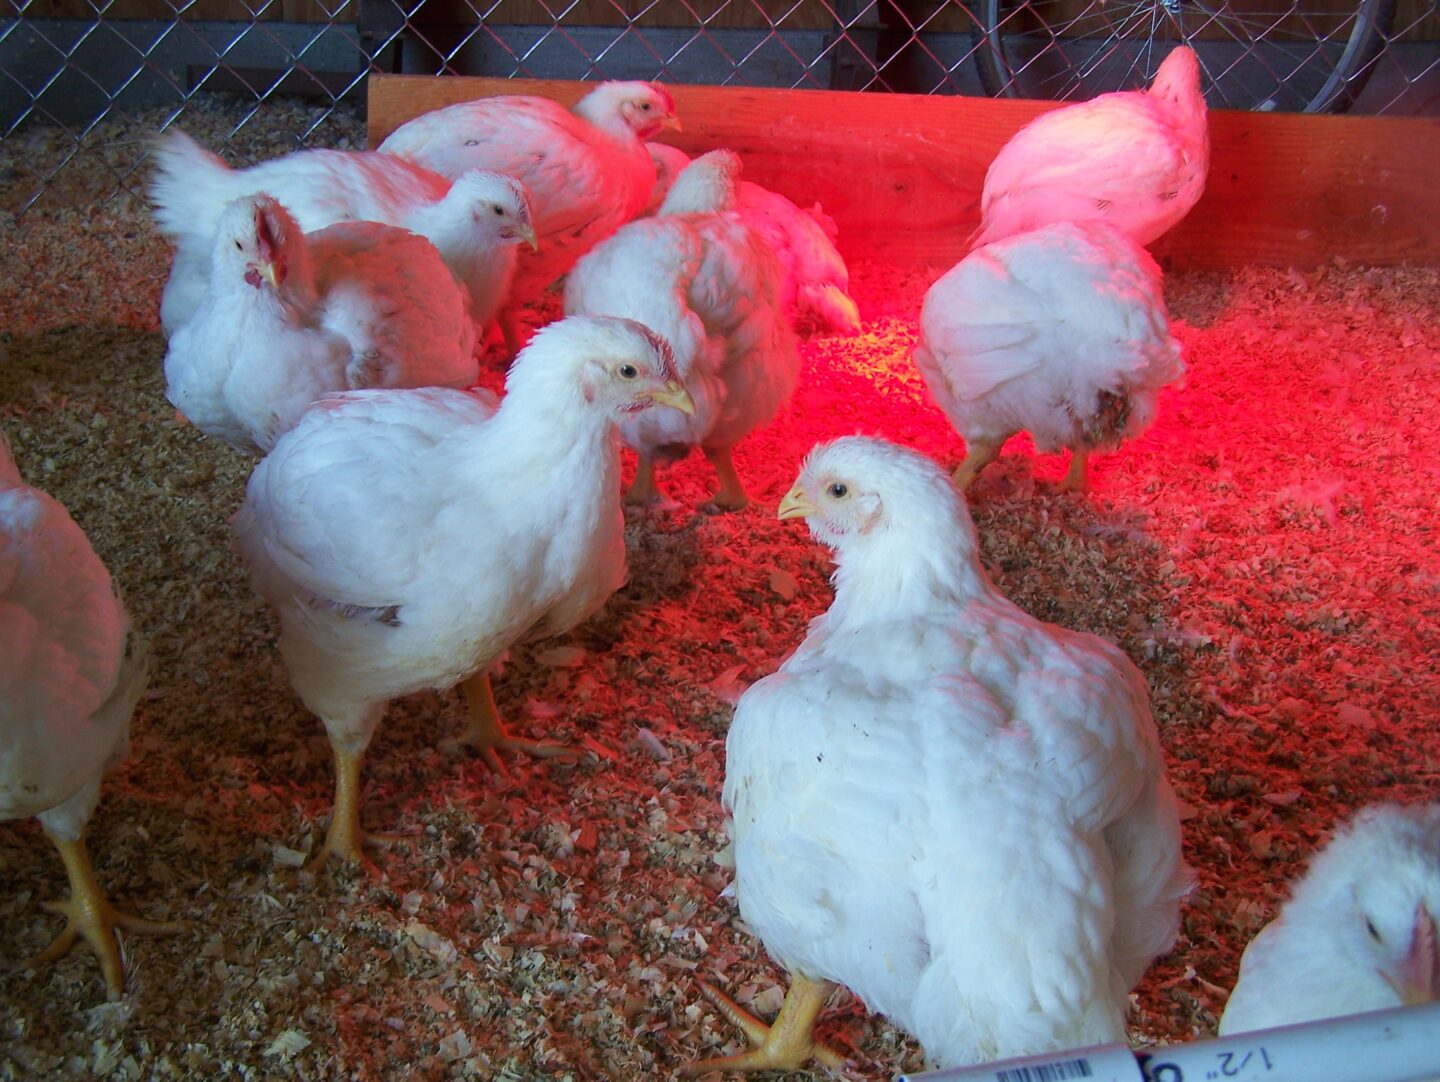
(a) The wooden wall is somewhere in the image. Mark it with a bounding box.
[369,74,1440,270]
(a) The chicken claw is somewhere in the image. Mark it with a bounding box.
[683,975,849,1076]
[21,833,181,1001]
[460,672,578,776]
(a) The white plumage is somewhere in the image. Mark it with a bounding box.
[378,81,678,346]
[914,221,1185,492]
[1,432,169,1000]
[148,128,535,337]
[231,315,695,867]
[565,149,799,511]
[974,45,1209,250]
[164,193,479,454]
[1220,803,1440,1034]
[694,436,1189,1074]
[646,142,861,336]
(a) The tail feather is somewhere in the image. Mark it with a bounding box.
[147,129,238,244]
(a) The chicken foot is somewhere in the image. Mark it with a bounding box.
[22,831,180,1001]
[308,745,409,871]
[952,437,1005,491]
[460,671,578,776]
[682,974,849,1076]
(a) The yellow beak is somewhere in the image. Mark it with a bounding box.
[518,224,540,251]
[661,115,683,133]
[646,380,696,416]
[258,261,281,289]
[777,485,817,521]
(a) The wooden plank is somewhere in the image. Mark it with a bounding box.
[368,74,1440,271]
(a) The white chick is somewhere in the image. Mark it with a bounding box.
[1,432,174,1000]
[379,81,679,350]
[914,221,1185,492]
[687,436,1189,1074]
[565,149,799,511]
[974,45,1209,249]
[1221,803,1440,1034]
[149,129,535,336]
[646,142,861,337]
[165,194,480,455]
[231,316,695,868]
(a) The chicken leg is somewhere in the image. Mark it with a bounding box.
[23,830,180,1001]
[460,671,578,775]
[307,744,407,871]
[702,445,749,512]
[624,454,667,507]
[952,437,1005,491]
[1059,447,1091,492]
[682,974,848,1076]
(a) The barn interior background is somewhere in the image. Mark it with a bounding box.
[2,0,1438,212]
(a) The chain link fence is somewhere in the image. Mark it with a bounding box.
[1,0,1437,211]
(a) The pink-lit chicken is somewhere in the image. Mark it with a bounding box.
[379,81,679,351]
[646,142,860,336]
[1,432,175,1000]
[165,194,479,454]
[974,45,1209,249]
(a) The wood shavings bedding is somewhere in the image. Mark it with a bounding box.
[1,96,1437,1081]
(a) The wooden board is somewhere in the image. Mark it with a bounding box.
[369,74,1440,271]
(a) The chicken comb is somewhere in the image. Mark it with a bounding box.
[649,82,677,117]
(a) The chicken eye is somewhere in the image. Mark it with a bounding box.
[828,483,848,499]
[492,205,504,215]
[640,102,653,112]
[618,364,639,380]
[233,239,243,250]
[1365,918,1383,942]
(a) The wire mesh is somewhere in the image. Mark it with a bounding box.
[0,0,1436,211]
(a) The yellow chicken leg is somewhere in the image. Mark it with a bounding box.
[23,830,180,1001]
[307,745,407,871]
[624,453,668,507]
[1059,447,1091,492]
[952,437,1004,491]
[702,445,749,512]
[460,671,578,775]
[682,974,848,1076]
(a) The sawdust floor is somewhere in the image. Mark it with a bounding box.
[1,98,1438,1081]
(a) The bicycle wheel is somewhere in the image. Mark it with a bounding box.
[972,0,1396,113]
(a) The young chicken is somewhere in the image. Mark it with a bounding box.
[565,150,799,511]
[1,432,174,1000]
[1220,803,1440,1034]
[974,45,1209,249]
[165,194,479,454]
[378,81,679,351]
[914,221,1185,492]
[150,130,535,337]
[646,142,860,336]
[688,436,1189,1074]
[231,316,694,869]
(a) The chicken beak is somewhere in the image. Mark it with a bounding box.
[661,115,682,133]
[645,380,695,416]
[1398,904,1439,1005]
[778,485,817,521]
[517,224,539,251]
[258,261,281,289]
